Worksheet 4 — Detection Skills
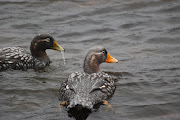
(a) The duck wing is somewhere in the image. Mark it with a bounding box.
[0,47,45,71]
[59,72,116,109]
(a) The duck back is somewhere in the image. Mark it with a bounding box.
[0,47,46,71]
[59,72,116,109]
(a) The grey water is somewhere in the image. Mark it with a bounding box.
[0,0,180,120]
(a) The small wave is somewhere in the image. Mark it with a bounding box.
[146,37,180,45]
[151,67,180,72]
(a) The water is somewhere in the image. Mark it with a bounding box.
[61,51,66,65]
[0,0,180,120]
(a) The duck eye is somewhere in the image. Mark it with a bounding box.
[46,38,50,42]
[102,51,105,54]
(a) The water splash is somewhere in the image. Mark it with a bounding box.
[61,51,66,65]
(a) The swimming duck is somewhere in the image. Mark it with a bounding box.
[0,34,64,71]
[59,46,118,118]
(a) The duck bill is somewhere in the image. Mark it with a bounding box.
[105,53,118,63]
[52,41,64,51]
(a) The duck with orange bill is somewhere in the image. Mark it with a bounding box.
[59,46,118,119]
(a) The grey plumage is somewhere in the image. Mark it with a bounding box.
[59,46,118,115]
[59,72,115,109]
[0,34,64,71]
[0,47,45,71]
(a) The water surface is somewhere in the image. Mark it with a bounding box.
[0,0,180,120]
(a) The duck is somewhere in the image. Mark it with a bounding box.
[0,34,64,71]
[59,46,118,119]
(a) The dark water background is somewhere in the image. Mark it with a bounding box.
[0,0,180,120]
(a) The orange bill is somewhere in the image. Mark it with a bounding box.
[105,53,118,63]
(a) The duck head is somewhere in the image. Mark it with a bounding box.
[30,34,64,64]
[83,46,118,74]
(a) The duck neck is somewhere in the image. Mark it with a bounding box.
[30,43,50,65]
[83,55,101,74]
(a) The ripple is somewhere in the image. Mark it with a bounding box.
[158,4,180,13]
[151,67,180,72]
[0,0,180,119]
[11,23,40,29]
[146,37,180,44]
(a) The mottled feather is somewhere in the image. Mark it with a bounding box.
[59,72,116,109]
[0,47,45,71]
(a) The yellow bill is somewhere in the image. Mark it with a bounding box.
[52,41,64,51]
